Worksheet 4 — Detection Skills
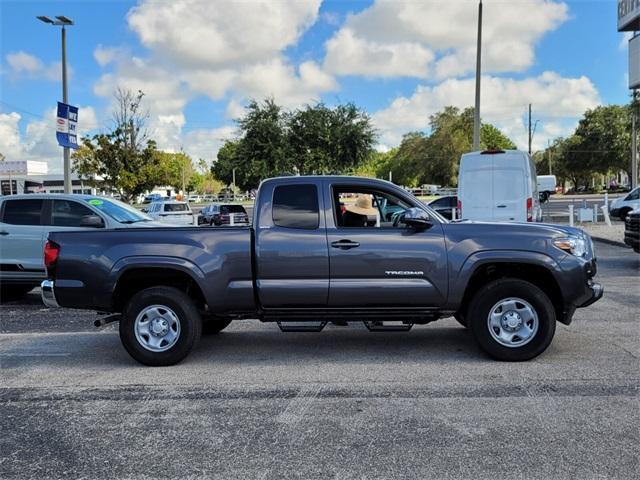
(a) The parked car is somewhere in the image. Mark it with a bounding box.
[537,175,557,203]
[143,193,163,203]
[41,176,602,366]
[0,194,162,302]
[609,186,640,220]
[187,195,202,203]
[427,196,457,220]
[199,204,249,226]
[457,149,541,222]
[624,208,640,253]
[146,200,195,225]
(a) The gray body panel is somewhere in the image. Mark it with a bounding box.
[47,176,599,323]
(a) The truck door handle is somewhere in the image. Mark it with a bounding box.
[331,240,360,250]
[496,205,507,208]
[0,231,8,236]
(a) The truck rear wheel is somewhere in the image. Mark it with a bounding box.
[120,286,202,366]
[467,279,556,361]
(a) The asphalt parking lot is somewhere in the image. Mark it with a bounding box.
[1,242,638,480]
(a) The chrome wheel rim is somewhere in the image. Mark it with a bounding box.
[134,304,181,352]
[487,297,539,348]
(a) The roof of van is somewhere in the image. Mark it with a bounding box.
[461,149,528,158]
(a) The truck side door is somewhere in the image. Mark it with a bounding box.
[254,181,329,308]
[324,181,448,307]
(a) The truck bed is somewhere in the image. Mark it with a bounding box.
[49,226,255,313]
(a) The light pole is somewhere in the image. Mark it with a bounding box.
[37,15,73,194]
[472,0,483,151]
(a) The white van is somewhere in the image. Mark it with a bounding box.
[147,200,196,225]
[457,149,541,222]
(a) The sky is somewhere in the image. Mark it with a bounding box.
[0,0,630,174]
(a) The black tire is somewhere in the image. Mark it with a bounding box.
[119,286,202,366]
[619,208,631,221]
[0,284,35,303]
[202,317,233,335]
[468,279,556,361]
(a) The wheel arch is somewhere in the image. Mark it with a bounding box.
[453,252,565,325]
[111,257,207,313]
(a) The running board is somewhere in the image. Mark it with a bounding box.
[277,320,327,332]
[363,320,413,332]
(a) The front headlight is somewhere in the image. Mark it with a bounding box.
[554,236,587,257]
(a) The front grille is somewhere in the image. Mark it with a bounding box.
[625,216,640,233]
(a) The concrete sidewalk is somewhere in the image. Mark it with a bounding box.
[572,222,627,248]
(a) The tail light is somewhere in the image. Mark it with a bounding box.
[526,197,533,222]
[44,241,60,273]
[456,199,462,220]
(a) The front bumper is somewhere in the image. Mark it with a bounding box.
[41,280,60,308]
[577,282,604,308]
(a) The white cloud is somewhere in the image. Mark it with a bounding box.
[182,125,236,162]
[91,0,337,154]
[324,0,569,79]
[372,71,600,149]
[0,107,98,174]
[93,45,128,67]
[5,51,64,81]
[127,0,321,69]
[324,28,434,78]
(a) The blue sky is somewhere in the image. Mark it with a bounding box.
[0,0,630,173]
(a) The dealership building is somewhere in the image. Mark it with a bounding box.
[619,0,640,188]
[0,160,98,196]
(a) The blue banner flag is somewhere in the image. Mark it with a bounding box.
[56,102,79,149]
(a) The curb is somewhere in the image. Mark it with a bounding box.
[591,236,629,249]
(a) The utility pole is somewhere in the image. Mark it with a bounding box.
[633,92,638,189]
[547,139,552,175]
[472,0,483,151]
[633,90,639,189]
[37,15,73,194]
[528,104,532,155]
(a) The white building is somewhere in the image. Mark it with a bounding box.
[0,160,98,195]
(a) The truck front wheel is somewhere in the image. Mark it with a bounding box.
[120,286,202,366]
[467,279,556,361]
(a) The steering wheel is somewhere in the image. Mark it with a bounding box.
[391,211,405,227]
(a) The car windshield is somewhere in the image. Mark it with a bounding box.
[84,198,152,223]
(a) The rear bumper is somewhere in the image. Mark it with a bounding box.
[41,280,60,308]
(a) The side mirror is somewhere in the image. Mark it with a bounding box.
[402,207,432,230]
[80,215,105,228]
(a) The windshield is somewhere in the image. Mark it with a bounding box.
[84,198,151,223]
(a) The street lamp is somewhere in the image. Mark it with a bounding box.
[37,15,74,194]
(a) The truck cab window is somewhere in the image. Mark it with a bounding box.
[272,184,319,229]
[333,188,412,228]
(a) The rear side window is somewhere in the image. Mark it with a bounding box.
[1,199,43,225]
[272,184,319,229]
[52,200,96,227]
[221,205,246,214]
[164,203,189,212]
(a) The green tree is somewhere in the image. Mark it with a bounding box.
[380,107,515,187]
[72,88,162,201]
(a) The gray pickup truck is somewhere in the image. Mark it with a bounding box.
[42,176,603,366]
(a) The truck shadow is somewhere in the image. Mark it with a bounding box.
[1,323,488,370]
